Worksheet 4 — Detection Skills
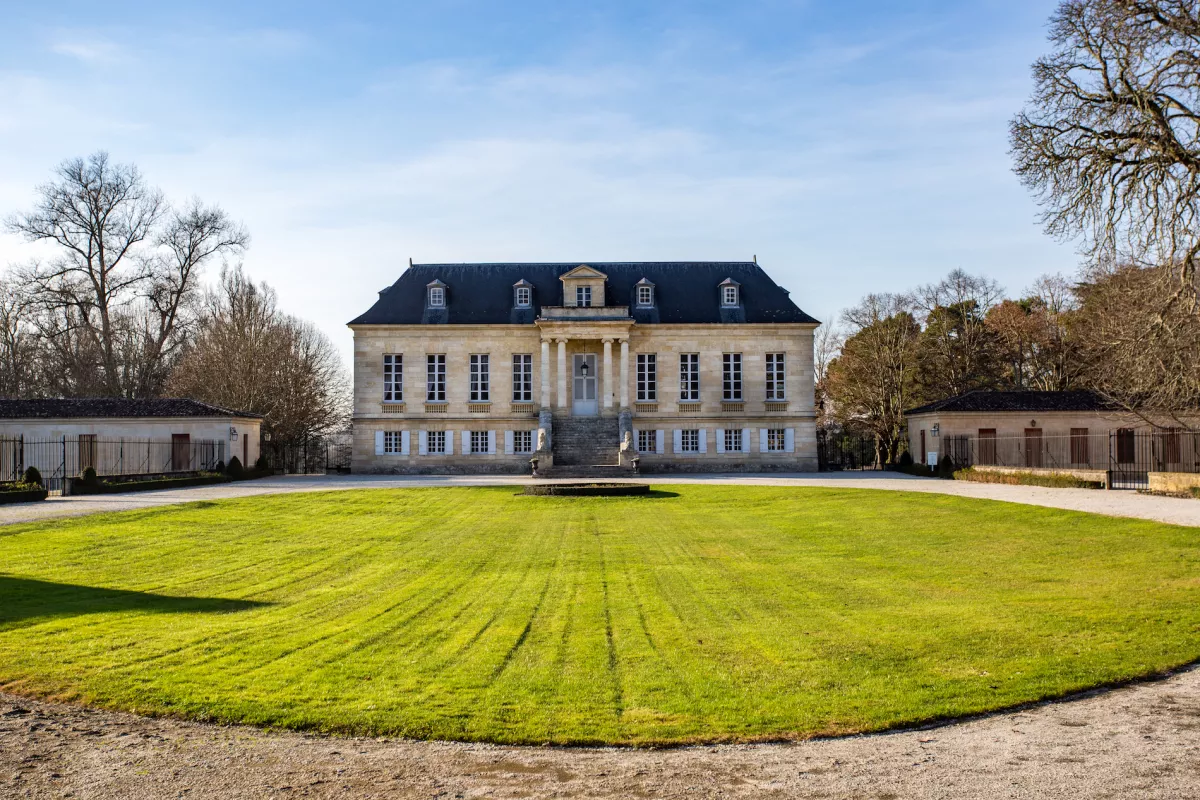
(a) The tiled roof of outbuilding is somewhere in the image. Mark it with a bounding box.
[0,398,263,420]
[906,390,1118,416]
[348,262,818,325]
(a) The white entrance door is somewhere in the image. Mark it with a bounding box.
[572,353,598,416]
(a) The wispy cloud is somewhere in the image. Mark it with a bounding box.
[49,34,127,64]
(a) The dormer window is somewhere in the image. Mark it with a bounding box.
[577,286,592,307]
[515,286,531,307]
[429,286,445,307]
[637,284,654,306]
[722,285,738,306]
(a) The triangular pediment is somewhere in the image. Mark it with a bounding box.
[559,265,608,281]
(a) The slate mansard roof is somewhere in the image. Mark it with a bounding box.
[349,262,819,326]
[906,390,1118,416]
[0,398,263,420]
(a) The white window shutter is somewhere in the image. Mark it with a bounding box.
[655,430,664,455]
[401,430,410,456]
[759,429,768,453]
[716,429,725,453]
[632,428,639,450]
[446,430,454,455]
[673,429,682,453]
[699,429,708,453]
[530,428,539,451]
[374,431,384,455]
[785,428,795,453]
[741,428,751,453]
[504,430,514,454]
[488,431,496,455]
[419,430,428,455]
[461,431,471,455]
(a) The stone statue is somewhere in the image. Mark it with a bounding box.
[621,430,634,451]
[537,428,549,452]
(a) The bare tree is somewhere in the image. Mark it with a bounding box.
[824,294,922,463]
[5,152,247,397]
[0,280,44,396]
[168,267,350,446]
[813,320,844,429]
[1011,1,1200,300]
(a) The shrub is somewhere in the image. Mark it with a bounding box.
[255,454,269,472]
[937,455,956,480]
[1191,486,1200,500]
[22,466,42,487]
[953,467,1103,490]
[80,466,98,486]
[226,456,244,479]
[215,459,225,474]
[898,451,913,468]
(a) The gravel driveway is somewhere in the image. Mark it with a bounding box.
[3,666,1199,799]
[2,472,1198,798]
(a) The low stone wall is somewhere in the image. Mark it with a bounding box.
[972,465,1109,488]
[1148,472,1200,493]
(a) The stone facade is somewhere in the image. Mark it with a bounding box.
[350,263,819,474]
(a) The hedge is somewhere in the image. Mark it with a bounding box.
[953,467,1104,490]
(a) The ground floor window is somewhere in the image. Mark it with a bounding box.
[383,431,404,454]
[513,430,533,454]
[723,428,742,452]
[766,428,786,452]
[680,429,700,453]
[1070,428,1089,464]
[470,430,489,454]
[637,429,655,452]
[427,430,446,454]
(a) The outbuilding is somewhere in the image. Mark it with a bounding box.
[905,390,1199,489]
[0,398,262,490]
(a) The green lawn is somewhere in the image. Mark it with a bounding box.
[1,486,1198,745]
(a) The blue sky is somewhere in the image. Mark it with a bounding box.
[0,0,1073,360]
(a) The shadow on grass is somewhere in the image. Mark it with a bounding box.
[0,574,270,628]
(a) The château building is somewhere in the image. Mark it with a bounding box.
[349,262,819,473]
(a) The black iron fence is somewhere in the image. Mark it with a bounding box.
[817,431,902,471]
[262,432,352,475]
[929,429,1200,490]
[0,436,226,494]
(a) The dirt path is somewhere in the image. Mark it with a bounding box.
[4,666,1200,799]
[3,471,1199,527]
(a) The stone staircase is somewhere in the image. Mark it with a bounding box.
[548,416,627,477]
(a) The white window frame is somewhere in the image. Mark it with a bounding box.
[470,430,489,454]
[637,285,653,306]
[636,353,657,401]
[766,428,786,452]
[515,286,531,307]
[765,353,786,400]
[470,354,490,402]
[637,429,655,453]
[426,354,446,402]
[429,286,445,307]
[576,285,592,307]
[722,285,738,306]
[383,353,402,403]
[513,429,533,454]
[383,431,403,454]
[680,429,700,453]
[427,430,447,454]
[679,353,699,401]
[723,428,742,453]
[722,353,743,401]
[512,354,533,402]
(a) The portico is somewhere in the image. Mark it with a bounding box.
[537,325,633,417]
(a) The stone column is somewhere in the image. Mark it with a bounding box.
[602,338,614,411]
[619,338,630,409]
[556,338,568,410]
[540,339,551,408]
